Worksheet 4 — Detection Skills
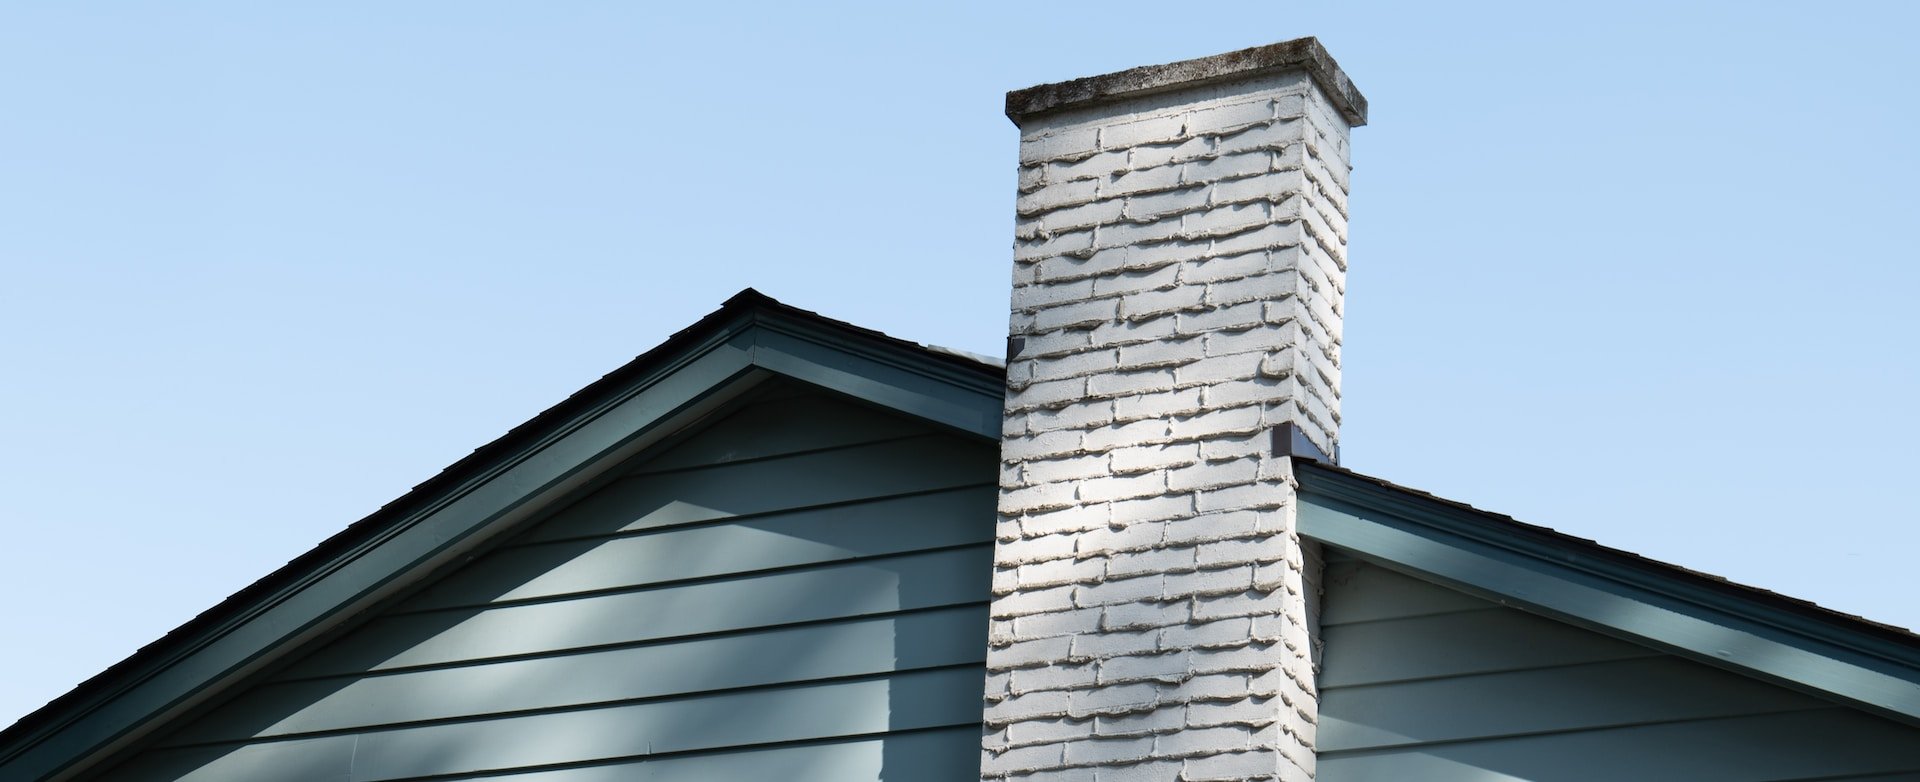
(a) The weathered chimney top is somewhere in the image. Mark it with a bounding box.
[1005,36,1368,127]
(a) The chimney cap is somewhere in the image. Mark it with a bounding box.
[1005,36,1367,128]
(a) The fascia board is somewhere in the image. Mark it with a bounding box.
[1296,473,1920,728]
[746,311,1004,441]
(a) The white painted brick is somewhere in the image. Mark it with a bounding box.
[1095,708,1185,738]
[1180,251,1268,285]
[1201,375,1289,409]
[1064,735,1158,765]
[1014,226,1096,262]
[1072,628,1160,660]
[994,584,1077,618]
[1176,300,1264,334]
[1159,617,1256,650]
[1163,564,1254,599]
[1002,427,1083,461]
[1100,598,1190,631]
[1086,368,1177,400]
[1203,325,1279,358]
[1115,336,1201,370]
[1013,663,1100,695]
[1163,510,1264,545]
[981,739,1067,773]
[1175,352,1264,387]
[1118,285,1206,321]
[1022,455,1115,485]
[1018,328,1095,358]
[1198,535,1292,566]
[1042,199,1127,233]
[1191,642,1279,674]
[1022,505,1109,537]
[1017,177,1100,216]
[1077,471,1168,504]
[1068,682,1162,717]
[1128,135,1212,169]
[1074,573,1164,609]
[1124,185,1210,221]
[1034,297,1120,331]
[1047,149,1131,182]
[1185,98,1276,135]
[1166,457,1261,492]
[1092,263,1181,298]
[1214,116,1303,154]
[1108,443,1198,476]
[1168,406,1264,440]
[1210,222,1298,257]
[1005,716,1097,750]
[1193,590,1275,622]
[1105,545,1198,579]
[1077,521,1166,558]
[1104,164,1184,197]
[1016,607,1104,639]
[1097,215,1183,249]
[1112,388,1205,422]
[1013,278,1097,312]
[997,533,1079,565]
[1188,696,1277,728]
[1181,201,1270,238]
[991,636,1077,671]
[1207,273,1289,307]
[1022,126,1102,160]
[1102,114,1186,149]
[1198,432,1266,462]
[1032,351,1121,383]
[1098,650,1190,684]
[1004,481,1079,514]
[1183,749,1279,781]
[1019,556,1107,588]
[1212,173,1292,207]
[1080,419,1171,453]
[1195,482,1287,513]
[1090,314,1177,346]
[1109,493,1194,525]
[1157,724,1258,757]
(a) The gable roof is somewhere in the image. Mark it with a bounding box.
[1294,458,1920,729]
[0,289,1006,782]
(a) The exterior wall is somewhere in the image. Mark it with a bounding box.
[97,382,997,782]
[986,59,1355,781]
[1316,552,1920,781]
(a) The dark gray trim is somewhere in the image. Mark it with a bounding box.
[1005,37,1368,127]
[1294,461,1920,728]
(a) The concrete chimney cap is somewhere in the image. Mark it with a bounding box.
[1004,36,1368,128]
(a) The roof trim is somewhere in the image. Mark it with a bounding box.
[1294,459,1920,728]
[0,289,1006,782]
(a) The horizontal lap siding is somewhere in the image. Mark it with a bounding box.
[1317,553,1920,781]
[103,385,997,782]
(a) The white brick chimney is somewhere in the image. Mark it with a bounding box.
[984,38,1365,781]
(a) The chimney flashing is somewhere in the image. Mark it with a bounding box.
[1005,36,1368,127]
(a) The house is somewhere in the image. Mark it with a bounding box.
[4,36,1920,782]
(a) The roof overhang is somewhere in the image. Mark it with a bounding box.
[0,290,1005,782]
[1295,459,1920,729]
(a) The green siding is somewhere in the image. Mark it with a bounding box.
[97,383,995,781]
[1319,553,1920,781]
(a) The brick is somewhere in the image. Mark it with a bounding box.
[1209,222,1298,257]
[1013,663,1100,695]
[1072,628,1160,660]
[1196,482,1287,512]
[1090,314,1177,346]
[1191,643,1279,674]
[1077,521,1166,558]
[1022,505,1109,536]
[1204,326,1279,358]
[1186,98,1276,135]
[1098,650,1190,684]
[1188,696,1278,728]
[1168,406,1264,440]
[1115,336,1202,370]
[1102,114,1186,148]
[1006,715,1099,747]
[1012,279,1096,311]
[1020,556,1107,588]
[1214,116,1304,154]
[1180,251,1268,284]
[1163,510,1262,545]
[1105,545,1198,579]
[1162,565,1254,599]
[1176,301,1264,334]
[1077,471,1168,503]
[1042,198,1127,233]
[994,584,1077,618]
[1002,427,1083,461]
[1081,418,1171,452]
[1127,134,1213,169]
[1183,749,1280,781]
[1207,273,1289,307]
[1159,617,1255,650]
[1034,298,1120,331]
[1014,226,1096,262]
[1124,185,1210,221]
[1047,149,1131,182]
[1192,590,1276,621]
[1109,493,1194,525]
[1167,457,1261,492]
[1175,352,1264,387]
[1068,683,1163,717]
[1017,177,1101,216]
[1064,735,1157,765]
[1091,263,1181,298]
[1104,164,1184,197]
[1024,398,1113,432]
[1118,286,1206,321]
[1022,455,1115,484]
[1085,367,1176,400]
[1101,598,1190,630]
[1016,607,1104,639]
[1198,535,1292,566]
[991,636,1076,671]
[981,739,1067,773]
[1004,481,1079,514]
[1022,127,1100,162]
[1112,388,1204,422]
[1181,201,1270,237]
[1073,572,1164,608]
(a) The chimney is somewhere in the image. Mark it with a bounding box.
[984,38,1365,781]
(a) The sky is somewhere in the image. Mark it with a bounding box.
[1,2,1915,728]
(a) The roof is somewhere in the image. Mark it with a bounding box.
[1295,458,1920,728]
[0,289,1006,782]
[9,290,1920,777]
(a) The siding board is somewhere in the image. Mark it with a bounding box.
[1319,552,1920,781]
[101,385,996,781]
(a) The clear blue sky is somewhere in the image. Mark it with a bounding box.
[2,2,1915,727]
